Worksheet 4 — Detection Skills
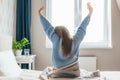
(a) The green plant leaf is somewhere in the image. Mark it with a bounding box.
[12,38,30,51]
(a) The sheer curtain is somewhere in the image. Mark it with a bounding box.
[116,0,120,10]
[0,0,16,36]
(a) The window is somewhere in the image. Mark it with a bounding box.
[46,0,111,48]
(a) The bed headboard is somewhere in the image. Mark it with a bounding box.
[0,34,12,51]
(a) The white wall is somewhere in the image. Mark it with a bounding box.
[0,34,12,51]
[31,0,120,71]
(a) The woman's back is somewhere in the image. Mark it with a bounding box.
[38,2,94,78]
[40,15,90,68]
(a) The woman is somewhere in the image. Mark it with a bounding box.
[38,2,99,78]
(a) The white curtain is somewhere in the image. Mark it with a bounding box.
[0,0,16,36]
[116,0,120,10]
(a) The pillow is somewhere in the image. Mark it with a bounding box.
[0,50,22,77]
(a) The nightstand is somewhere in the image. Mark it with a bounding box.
[16,55,36,70]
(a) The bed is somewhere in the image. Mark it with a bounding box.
[0,34,120,80]
[0,70,120,80]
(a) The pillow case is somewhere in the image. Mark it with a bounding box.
[0,50,22,77]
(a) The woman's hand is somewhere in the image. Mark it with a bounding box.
[38,6,45,16]
[87,2,93,16]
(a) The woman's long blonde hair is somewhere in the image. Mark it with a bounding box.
[55,26,74,58]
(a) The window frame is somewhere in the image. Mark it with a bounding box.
[46,0,112,48]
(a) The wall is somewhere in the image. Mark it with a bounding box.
[0,0,16,36]
[31,0,120,71]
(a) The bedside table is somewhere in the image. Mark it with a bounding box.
[16,55,36,70]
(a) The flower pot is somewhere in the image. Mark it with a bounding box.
[15,50,22,56]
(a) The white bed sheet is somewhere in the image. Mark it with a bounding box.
[0,69,41,80]
[49,77,103,80]
[0,70,120,80]
[100,71,120,80]
[50,71,120,80]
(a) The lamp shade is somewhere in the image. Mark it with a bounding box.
[116,0,120,10]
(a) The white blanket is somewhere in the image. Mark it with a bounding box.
[0,69,41,80]
[19,69,42,80]
[40,68,102,80]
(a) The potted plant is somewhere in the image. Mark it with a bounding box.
[12,38,30,56]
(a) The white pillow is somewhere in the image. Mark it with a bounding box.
[0,50,22,77]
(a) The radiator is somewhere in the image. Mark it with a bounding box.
[78,55,97,71]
